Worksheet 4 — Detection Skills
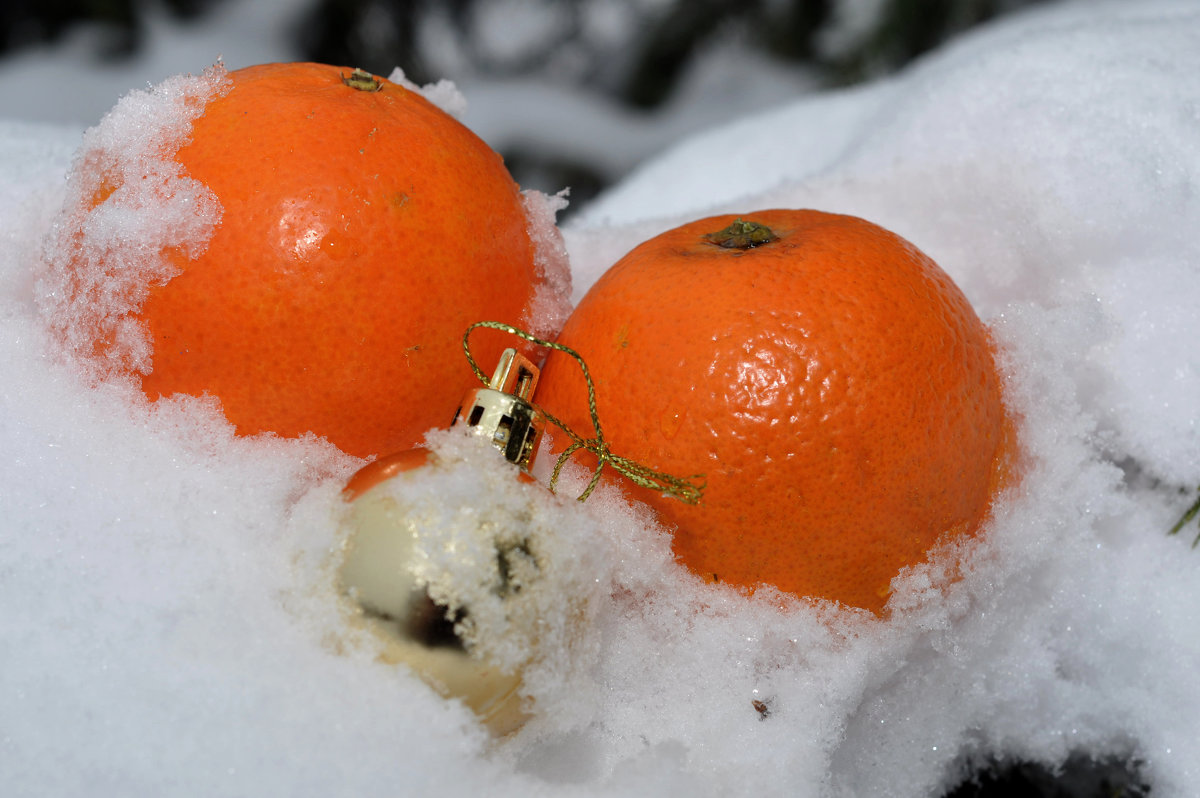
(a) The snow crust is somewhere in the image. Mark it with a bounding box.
[520,188,574,337]
[1,2,1198,797]
[386,66,469,120]
[37,66,229,379]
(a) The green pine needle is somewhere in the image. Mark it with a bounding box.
[1168,485,1200,548]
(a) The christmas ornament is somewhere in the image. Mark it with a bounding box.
[337,322,701,734]
[338,345,546,735]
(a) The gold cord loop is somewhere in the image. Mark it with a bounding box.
[463,321,705,504]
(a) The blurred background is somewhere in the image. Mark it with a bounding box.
[0,0,1047,215]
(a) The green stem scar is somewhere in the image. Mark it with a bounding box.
[463,321,705,505]
[343,68,382,92]
[704,218,778,249]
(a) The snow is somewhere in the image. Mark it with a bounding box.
[37,66,229,380]
[0,0,301,127]
[2,1,1199,797]
[520,188,574,336]
[385,66,469,120]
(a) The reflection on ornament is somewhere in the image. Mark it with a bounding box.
[338,348,546,735]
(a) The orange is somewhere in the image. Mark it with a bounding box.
[536,210,1013,613]
[71,62,550,457]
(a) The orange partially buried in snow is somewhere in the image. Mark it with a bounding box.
[536,210,1016,613]
[56,62,554,458]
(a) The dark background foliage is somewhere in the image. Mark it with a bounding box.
[1,0,1044,211]
[0,0,1041,91]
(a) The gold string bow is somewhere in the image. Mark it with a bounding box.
[463,321,705,504]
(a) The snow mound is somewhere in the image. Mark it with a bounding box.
[387,65,469,119]
[520,188,573,337]
[37,65,229,379]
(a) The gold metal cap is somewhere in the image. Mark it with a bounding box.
[452,348,545,471]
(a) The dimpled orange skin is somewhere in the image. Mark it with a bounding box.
[536,209,1012,613]
[136,62,537,457]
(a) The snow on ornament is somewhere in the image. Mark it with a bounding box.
[336,324,704,734]
[337,345,547,734]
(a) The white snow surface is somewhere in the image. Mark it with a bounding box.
[2,2,1199,798]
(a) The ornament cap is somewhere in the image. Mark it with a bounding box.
[453,348,546,471]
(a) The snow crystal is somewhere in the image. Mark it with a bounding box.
[386,66,469,120]
[36,64,229,380]
[520,188,573,336]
